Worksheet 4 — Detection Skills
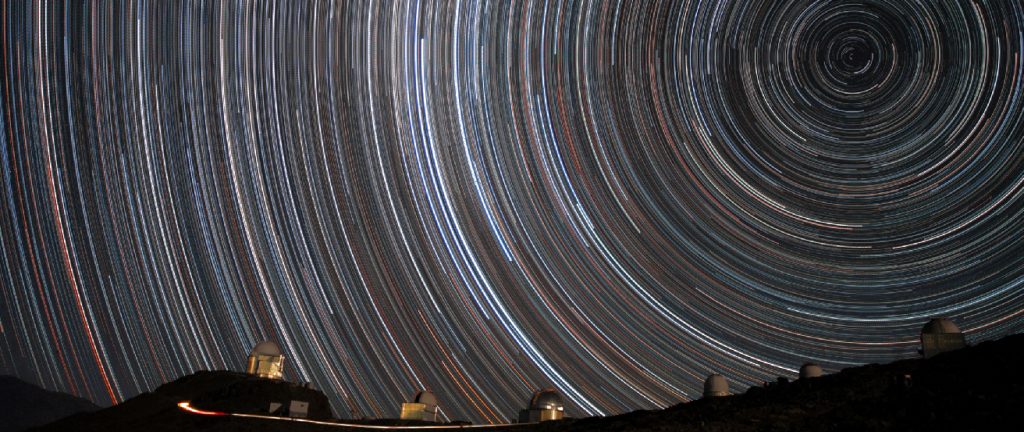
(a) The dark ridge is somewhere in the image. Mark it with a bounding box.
[532,332,1024,431]
[31,371,332,432]
[32,333,1024,431]
[0,375,99,432]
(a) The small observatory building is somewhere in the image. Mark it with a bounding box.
[247,341,285,379]
[703,374,729,398]
[518,388,564,423]
[799,363,823,379]
[920,318,966,358]
[400,390,439,422]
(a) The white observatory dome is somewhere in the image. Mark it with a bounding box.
[799,363,823,379]
[251,341,283,357]
[413,390,438,409]
[529,388,564,411]
[703,373,729,398]
[247,340,285,379]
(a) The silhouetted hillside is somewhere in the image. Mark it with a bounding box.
[536,332,1024,431]
[33,371,332,432]
[0,375,98,432]
[32,333,1024,431]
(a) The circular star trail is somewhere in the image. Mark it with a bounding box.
[3,0,1024,424]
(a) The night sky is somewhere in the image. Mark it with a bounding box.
[3,0,1024,424]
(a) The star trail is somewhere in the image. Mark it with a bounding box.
[3,0,1024,424]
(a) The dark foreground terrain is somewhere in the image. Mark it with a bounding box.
[33,333,1024,431]
[542,332,1024,432]
[0,375,99,432]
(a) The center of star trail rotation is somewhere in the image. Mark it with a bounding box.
[2,0,1024,424]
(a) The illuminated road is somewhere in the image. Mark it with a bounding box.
[178,402,536,430]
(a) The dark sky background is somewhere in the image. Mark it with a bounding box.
[2,0,1024,424]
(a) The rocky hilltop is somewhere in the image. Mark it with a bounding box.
[542,332,1024,432]
[32,332,1024,431]
[33,371,332,432]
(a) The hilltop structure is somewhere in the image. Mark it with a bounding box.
[920,318,967,358]
[518,388,565,422]
[703,373,730,398]
[33,333,1024,431]
[400,390,439,421]
[800,363,823,379]
[247,341,285,379]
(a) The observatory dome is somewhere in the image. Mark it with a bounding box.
[529,388,564,411]
[400,389,440,421]
[799,363,823,379]
[921,318,961,335]
[920,318,966,359]
[246,340,285,379]
[703,374,729,398]
[412,390,438,408]
[251,341,283,357]
[518,388,566,422]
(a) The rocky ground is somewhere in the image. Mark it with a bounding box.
[32,332,1024,431]
[538,332,1024,432]
[32,371,334,432]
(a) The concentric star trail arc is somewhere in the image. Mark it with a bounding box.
[2,0,1024,425]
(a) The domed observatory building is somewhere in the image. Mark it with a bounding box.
[246,341,285,379]
[518,388,564,423]
[920,318,966,358]
[400,390,439,422]
[799,363,823,379]
[703,374,730,398]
